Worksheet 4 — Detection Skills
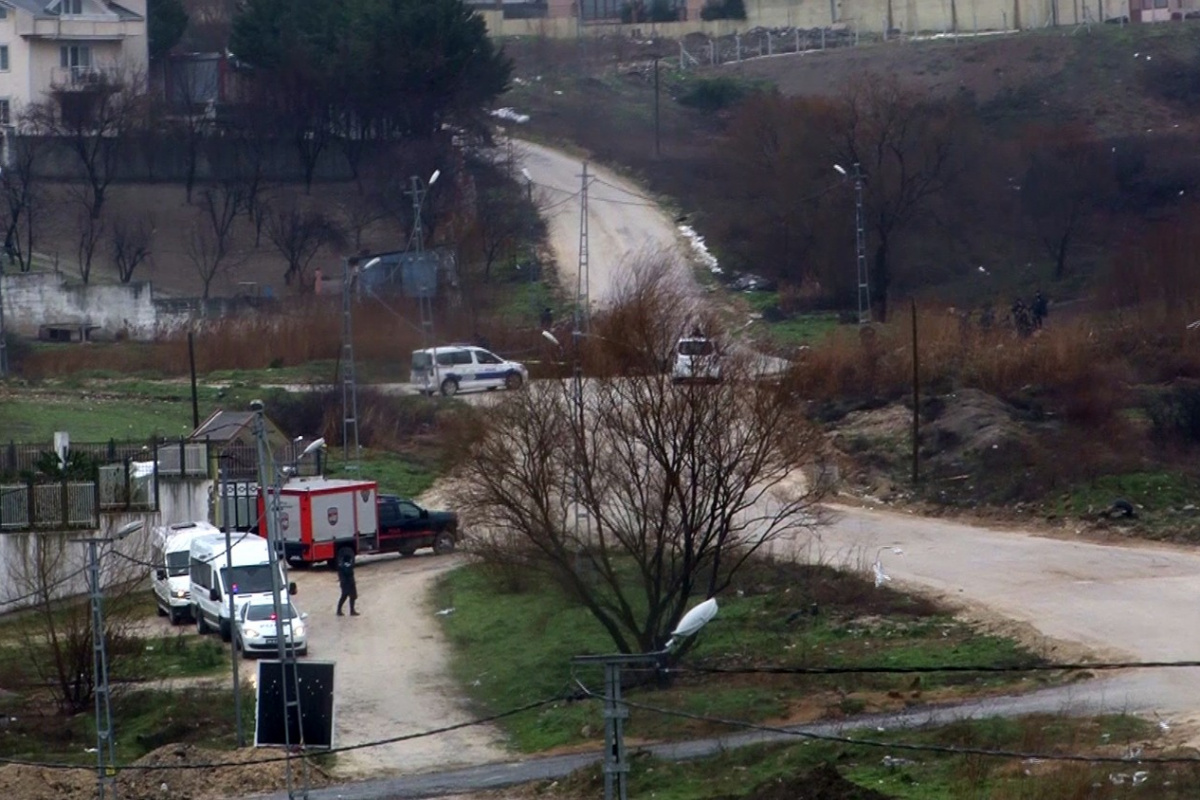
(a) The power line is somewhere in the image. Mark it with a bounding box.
[0,694,572,772]
[593,689,1200,766]
[0,563,91,610]
[670,659,1200,676]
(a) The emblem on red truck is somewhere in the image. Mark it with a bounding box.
[280,512,289,530]
[328,508,339,525]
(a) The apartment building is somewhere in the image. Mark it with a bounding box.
[0,0,147,126]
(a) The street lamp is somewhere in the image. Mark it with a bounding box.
[834,162,870,325]
[573,597,718,800]
[79,518,143,800]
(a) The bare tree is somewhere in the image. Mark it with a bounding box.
[834,73,965,321]
[5,528,148,714]
[26,65,148,220]
[266,204,343,290]
[108,214,155,283]
[0,120,46,272]
[76,207,106,284]
[460,262,831,656]
[186,183,241,298]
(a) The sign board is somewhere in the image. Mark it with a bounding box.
[254,660,336,749]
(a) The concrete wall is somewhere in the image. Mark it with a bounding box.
[0,271,277,341]
[0,476,211,615]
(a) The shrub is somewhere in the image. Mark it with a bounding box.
[1144,379,1200,446]
[677,77,751,112]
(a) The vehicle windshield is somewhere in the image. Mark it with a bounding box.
[166,551,190,577]
[245,603,298,622]
[412,352,432,370]
[678,339,715,356]
[221,564,277,595]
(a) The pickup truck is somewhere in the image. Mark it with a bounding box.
[372,494,459,557]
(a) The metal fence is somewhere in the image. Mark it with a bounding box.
[0,439,209,481]
[679,25,859,68]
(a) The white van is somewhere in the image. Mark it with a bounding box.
[410,345,528,397]
[672,335,722,384]
[189,533,292,642]
[151,521,221,625]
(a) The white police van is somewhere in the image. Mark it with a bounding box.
[410,344,528,397]
[151,521,220,624]
[189,532,293,642]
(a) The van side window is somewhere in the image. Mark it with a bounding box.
[475,350,502,365]
[435,351,456,366]
[451,350,473,365]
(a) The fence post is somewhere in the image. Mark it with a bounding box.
[60,476,68,529]
[26,477,34,529]
[767,31,772,55]
[679,41,686,71]
[735,33,741,60]
[155,441,161,511]
[123,456,131,511]
[821,27,826,48]
[93,464,101,528]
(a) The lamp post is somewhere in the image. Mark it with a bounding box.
[79,518,143,800]
[834,162,870,324]
[572,598,718,800]
[408,170,441,256]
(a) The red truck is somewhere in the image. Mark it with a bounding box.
[258,477,459,566]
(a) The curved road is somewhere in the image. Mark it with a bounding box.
[256,141,1200,797]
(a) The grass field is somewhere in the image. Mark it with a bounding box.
[435,558,1055,753]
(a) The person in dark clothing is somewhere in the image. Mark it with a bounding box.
[1031,291,1048,329]
[336,554,359,616]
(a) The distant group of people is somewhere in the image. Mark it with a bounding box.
[1010,291,1049,337]
[957,291,1048,337]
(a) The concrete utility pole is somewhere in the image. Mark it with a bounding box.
[852,162,871,324]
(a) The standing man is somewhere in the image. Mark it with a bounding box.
[336,552,359,617]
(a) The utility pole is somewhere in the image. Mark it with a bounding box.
[252,401,309,800]
[219,460,245,747]
[573,162,592,568]
[653,56,662,159]
[576,162,590,335]
[408,173,440,370]
[79,520,142,800]
[340,257,360,467]
[87,538,118,800]
[853,162,871,325]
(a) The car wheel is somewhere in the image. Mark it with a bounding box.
[219,619,231,643]
[433,530,456,555]
[398,544,418,558]
[196,610,209,635]
[440,378,459,397]
[155,600,167,618]
[505,372,524,390]
[169,607,182,626]
[240,639,253,661]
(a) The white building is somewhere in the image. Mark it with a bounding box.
[0,0,147,124]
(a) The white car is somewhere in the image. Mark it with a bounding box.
[672,336,722,384]
[233,598,308,658]
[410,345,528,396]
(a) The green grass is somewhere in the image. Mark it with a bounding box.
[547,714,1173,800]
[0,396,196,441]
[1058,471,1199,517]
[435,559,1052,753]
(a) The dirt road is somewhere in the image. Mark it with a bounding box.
[289,552,508,779]
[514,140,689,303]
[515,138,1200,729]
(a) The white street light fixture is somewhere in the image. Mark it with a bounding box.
[428,169,440,186]
[361,257,381,271]
[112,519,143,541]
[833,163,848,176]
[301,437,326,458]
[665,597,718,649]
[521,168,532,182]
[541,330,561,348]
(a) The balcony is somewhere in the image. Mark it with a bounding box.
[19,16,135,40]
[50,66,116,92]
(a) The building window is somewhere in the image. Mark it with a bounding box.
[0,46,8,72]
[0,100,10,126]
[60,44,91,69]
[0,8,8,18]
[60,0,83,14]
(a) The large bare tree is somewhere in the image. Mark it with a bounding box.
[266,204,343,290]
[834,73,965,321]
[460,263,831,656]
[0,114,47,272]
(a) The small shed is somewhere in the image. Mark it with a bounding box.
[189,410,291,480]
